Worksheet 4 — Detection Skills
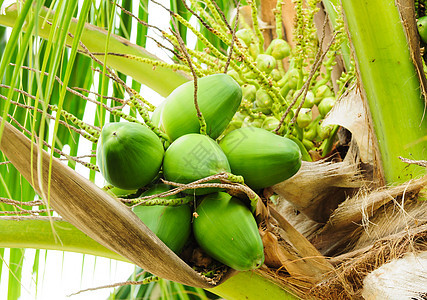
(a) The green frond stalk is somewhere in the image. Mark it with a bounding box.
[99,0,117,127]
[0,218,126,261]
[50,0,92,161]
[8,248,24,300]
[0,0,34,140]
[342,0,427,183]
[0,217,297,299]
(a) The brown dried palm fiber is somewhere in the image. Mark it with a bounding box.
[310,225,427,299]
[265,172,427,298]
[350,192,427,250]
[272,158,364,223]
[310,175,427,256]
[255,225,427,300]
[327,176,427,230]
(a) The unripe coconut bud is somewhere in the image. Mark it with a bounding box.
[151,101,166,132]
[221,119,243,136]
[314,84,333,105]
[318,96,336,117]
[271,69,282,81]
[225,113,247,137]
[282,68,300,90]
[242,66,257,80]
[249,42,260,59]
[302,139,314,151]
[304,125,317,141]
[296,108,312,128]
[255,88,273,114]
[262,116,280,132]
[242,84,257,102]
[318,122,333,140]
[242,116,263,128]
[280,84,292,98]
[233,111,247,122]
[265,39,291,60]
[256,54,276,74]
[300,90,315,109]
[236,28,254,47]
[233,111,248,121]
[226,69,242,84]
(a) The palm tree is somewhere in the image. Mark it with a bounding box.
[1,0,426,299]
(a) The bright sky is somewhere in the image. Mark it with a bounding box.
[0,0,186,299]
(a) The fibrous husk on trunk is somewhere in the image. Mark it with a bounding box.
[260,230,324,283]
[260,183,427,299]
[268,168,427,298]
[310,175,427,255]
[361,251,427,299]
[310,224,427,299]
[272,157,364,223]
[265,79,427,296]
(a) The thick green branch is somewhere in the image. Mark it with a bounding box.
[0,217,126,261]
[0,217,297,299]
[342,0,427,184]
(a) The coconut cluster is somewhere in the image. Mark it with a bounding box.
[96,74,302,272]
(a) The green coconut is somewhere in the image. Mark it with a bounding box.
[161,74,242,141]
[219,127,302,189]
[193,192,264,271]
[162,134,230,195]
[132,184,191,254]
[151,100,166,131]
[97,122,164,190]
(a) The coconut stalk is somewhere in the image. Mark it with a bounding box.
[341,0,427,184]
[0,217,126,261]
[0,216,297,299]
[0,3,190,97]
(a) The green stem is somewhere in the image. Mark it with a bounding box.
[249,0,264,53]
[0,218,126,261]
[322,0,352,70]
[321,125,339,157]
[130,196,192,206]
[0,218,297,299]
[342,0,427,184]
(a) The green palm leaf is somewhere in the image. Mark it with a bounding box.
[0,3,190,97]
